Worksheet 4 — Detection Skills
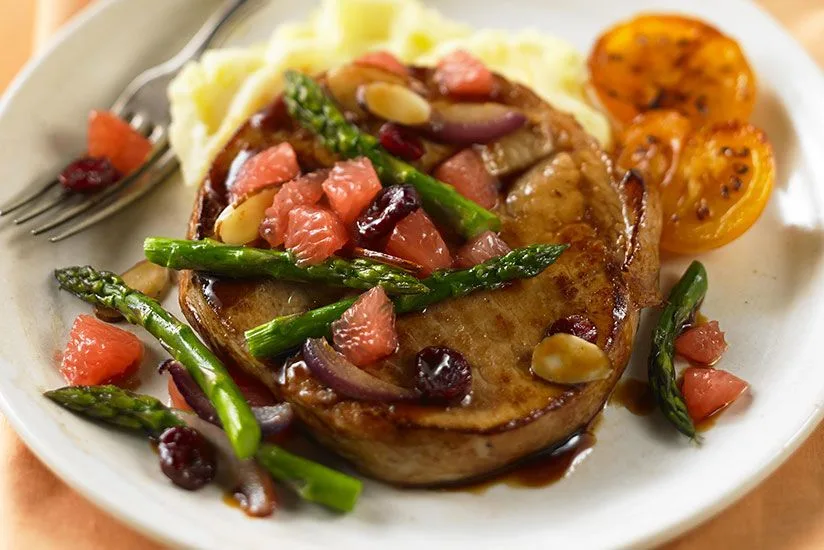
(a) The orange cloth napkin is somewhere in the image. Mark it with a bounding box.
[0,1,822,549]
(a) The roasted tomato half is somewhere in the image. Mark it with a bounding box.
[588,14,756,128]
[660,122,775,254]
[616,110,692,188]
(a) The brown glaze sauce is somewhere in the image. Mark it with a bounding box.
[503,432,597,489]
[445,415,602,494]
[198,274,257,311]
[222,492,243,510]
[696,414,718,433]
[609,378,655,416]
[114,373,143,391]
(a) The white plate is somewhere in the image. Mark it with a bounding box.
[1,0,824,548]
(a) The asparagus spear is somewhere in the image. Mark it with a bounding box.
[45,384,185,434]
[45,385,362,512]
[246,243,567,357]
[247,298,359,358]
[648,261,708,439]
[54,266,261,459]
[283,70,500,239]
[255,444,361,513]
[144,237,428,295]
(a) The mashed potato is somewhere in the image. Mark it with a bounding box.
[169,0,610,187]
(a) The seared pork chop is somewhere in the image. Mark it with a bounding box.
[179,67,661,485]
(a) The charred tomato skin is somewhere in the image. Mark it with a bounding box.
[354,184,422,248]
[660,122,774,253]
[415,346,472,403]
[157,426,217,491]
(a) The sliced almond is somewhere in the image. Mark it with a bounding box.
[95,260,171,322]
[214,187,278,245]
[357,82,432,126]
[122,260,171,299]
[433,101,521,124]
[326,64,407,115]
[531,333,612,385]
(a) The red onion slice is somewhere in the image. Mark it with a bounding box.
[351,247,424,275]
[428,103,527,145]
[162,360,294,436]
[160,360,219,425]
[252,404,295,437]
[173,411,277,518]
[302,338,419,402]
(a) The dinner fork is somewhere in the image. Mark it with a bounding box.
[0,0,252,242]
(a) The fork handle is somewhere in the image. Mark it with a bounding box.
[166,0,250,68]
[110,0,251,115]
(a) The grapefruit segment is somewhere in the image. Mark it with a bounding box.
[87,110,153,175]
[322,158,383,224]
[682,367,748,423]
[284,205,348,265]
[167,376,193,412]
[675,320,728,366]
[385,209,452,275]
[260,170,327,247]
[434,50,495,98]
[59,314,144,386]
[332,287,399,367]
[434,149,498,209]
[355,51,409,78]
[229,143,300,203]
[454,231,510,268]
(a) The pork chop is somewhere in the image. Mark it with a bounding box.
[179,67,661,485]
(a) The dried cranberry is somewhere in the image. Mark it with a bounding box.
[58,156,121,193]
[546,315,598,345]
[378,123,425,161]
[415,346,472,403]
[158,426,217,491]
[355,184,421,248]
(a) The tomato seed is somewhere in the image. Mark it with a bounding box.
[695,199,710,220]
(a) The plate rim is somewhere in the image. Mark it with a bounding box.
[1,0,823,548]
[0,0,191,546]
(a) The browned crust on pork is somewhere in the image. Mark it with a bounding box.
[179,68,660,485]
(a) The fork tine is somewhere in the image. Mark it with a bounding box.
[30,187,122,235]
[31,142,169,235]
[128,112,152,136]
[0,178,59,216]
[49,149,179,243]
[13,191,71,224]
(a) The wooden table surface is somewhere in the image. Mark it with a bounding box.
[1,1,823,549]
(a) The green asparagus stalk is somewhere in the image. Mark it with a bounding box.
[283,70,500,239]
[255,444,361,513]
[45,385,362,512]
[246,243,567,357]
[648,261,708,439]
[144,237,428,295]
[54,266,261,459]
[45,384,185,434]
[247,297,358,358]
